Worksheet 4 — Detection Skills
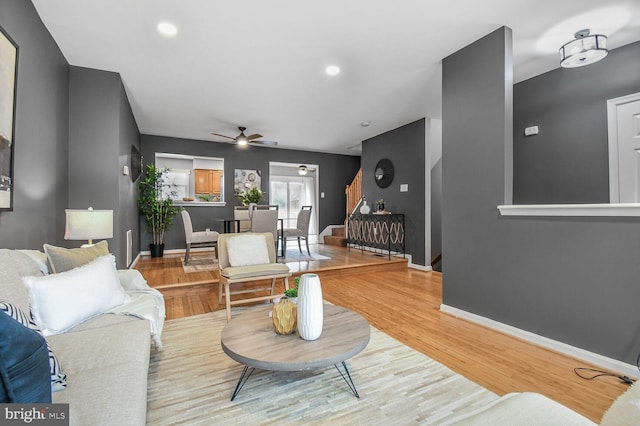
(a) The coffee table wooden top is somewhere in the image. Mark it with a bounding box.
[221,304,370,371]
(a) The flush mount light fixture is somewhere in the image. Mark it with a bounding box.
[559,29,608,68]
[360,121,371,127]
[157,22,178,37]
[298,165,308,176]
[325,65,340,76]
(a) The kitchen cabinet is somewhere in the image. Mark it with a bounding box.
[195,169,222,194]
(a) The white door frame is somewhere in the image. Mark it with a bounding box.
[607,92,640,203]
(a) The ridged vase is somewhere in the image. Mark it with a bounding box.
[297,273,323,340]
[272,297,297,335]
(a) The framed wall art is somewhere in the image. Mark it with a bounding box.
[0,25,18,211]
[234,169,261,195]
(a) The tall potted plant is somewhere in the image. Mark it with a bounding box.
[138,164,178,257]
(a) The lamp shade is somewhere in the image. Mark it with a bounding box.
[560,29,608,68]
[64,208,113,244]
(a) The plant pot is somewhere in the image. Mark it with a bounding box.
[150,243,165,258]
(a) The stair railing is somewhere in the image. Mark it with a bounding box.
[344,168,362,242]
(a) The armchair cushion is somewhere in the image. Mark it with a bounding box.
[221,263,290,280]
[23,255,127,336]
[226,234,270,267]
[43,240,109,274]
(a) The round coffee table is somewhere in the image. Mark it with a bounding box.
[221,304,370,401]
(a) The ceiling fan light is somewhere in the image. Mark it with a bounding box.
[560,29,608,68]
[298,165,308,175]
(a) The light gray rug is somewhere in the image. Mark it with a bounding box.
[146,309,498,425]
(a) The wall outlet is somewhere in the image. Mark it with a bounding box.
[524,126,539,136]
[400,184,409,192]
[123,165,130,175]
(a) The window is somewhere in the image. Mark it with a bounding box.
[155,153,224,203]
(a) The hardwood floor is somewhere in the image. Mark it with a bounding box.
[135,244,628,422]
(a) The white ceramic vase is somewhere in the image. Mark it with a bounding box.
[297,273,323,340]
[359,200,371,214]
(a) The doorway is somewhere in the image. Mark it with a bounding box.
[269,162,319,244]
[608,92,640,203]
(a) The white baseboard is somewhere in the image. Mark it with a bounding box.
[440,304,639,379]
[129,252,142,269]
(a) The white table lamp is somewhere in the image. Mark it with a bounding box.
[64,207,113,246]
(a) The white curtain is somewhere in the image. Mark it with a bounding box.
[270,176,317,235]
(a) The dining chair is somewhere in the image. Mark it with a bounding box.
[181,210,219,264]
[281,206,312,257]
[250,207,279,249]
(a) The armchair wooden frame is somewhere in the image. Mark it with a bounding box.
[217,232,290,321]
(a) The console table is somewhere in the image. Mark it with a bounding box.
[347,213,405,259]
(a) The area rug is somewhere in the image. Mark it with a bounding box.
[181,255,218,273]
[280,251,331,262]
[146,309,498,425]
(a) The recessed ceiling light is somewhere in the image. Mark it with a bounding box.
[325,65,340,76]
[157,22,178,37]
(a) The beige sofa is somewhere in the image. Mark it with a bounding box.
[444,376,639,425]
[0,248,164,426]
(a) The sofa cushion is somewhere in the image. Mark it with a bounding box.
[0,249,43,314]
[23,255,127,336]
[601,379,640,425]
[444,392,596,425]
[0,312,51,403]
[226,234,270,267]
[0,301,67,392]
[49,319,150,426]
[43,240,109,274]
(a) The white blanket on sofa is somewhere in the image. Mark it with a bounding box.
[110,269,165,349]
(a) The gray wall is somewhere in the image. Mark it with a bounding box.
[514,41,640,204]
[0,0,69,248]
[361,119,426,266]
[69,66,140,267]
[140,135,360,251]
[430,158,442,264]
[443,26,640,365]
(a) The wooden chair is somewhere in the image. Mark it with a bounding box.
[217,232,290,321]
[181,210,219,264]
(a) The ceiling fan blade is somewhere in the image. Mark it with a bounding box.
[246,133,263,141]
[210,132,236,140]
[210,139,238,144]
[249,140,278,147]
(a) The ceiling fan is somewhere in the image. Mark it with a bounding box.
[210,126,277,147]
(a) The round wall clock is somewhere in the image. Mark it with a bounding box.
[374,159,394,188]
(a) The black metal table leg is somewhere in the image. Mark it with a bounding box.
[230,365,255,401]
[334,361,360,399]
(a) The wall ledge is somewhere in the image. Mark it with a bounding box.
[497,203,640,217]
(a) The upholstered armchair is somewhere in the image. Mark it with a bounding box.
[217,232,290,321]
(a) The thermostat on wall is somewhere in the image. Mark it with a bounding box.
[524,126,539,136]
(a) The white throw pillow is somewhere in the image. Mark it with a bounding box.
[226,234,271,267]
[23,255,127,336]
